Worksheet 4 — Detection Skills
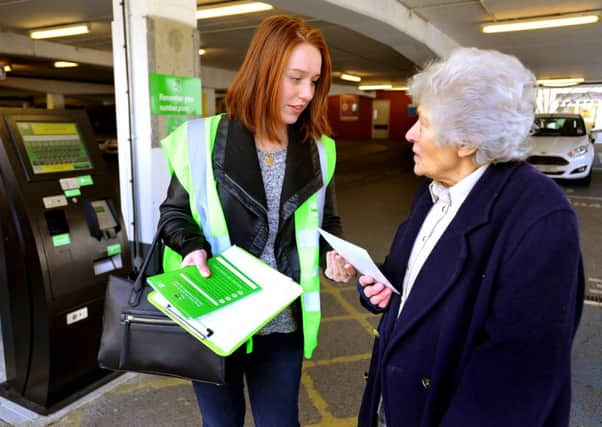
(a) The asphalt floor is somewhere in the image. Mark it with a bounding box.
[1,139,600,426]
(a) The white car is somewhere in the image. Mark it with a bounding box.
[592,128,602,144]
[526,113,594,185]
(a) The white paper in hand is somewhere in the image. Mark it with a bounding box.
[319,229,399,294]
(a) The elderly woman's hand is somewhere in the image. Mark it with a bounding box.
[181,249,211,278]
[359,274,392,308]
[324,250,357,283]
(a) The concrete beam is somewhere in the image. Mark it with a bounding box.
[269,0,459,67]
[0,31,113,67]
[200,65,373,97]
[0,76,114,95]
[330,82,374,97]
[200,65,237,89]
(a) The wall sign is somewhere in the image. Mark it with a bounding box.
[149,73,202,116]
[340,94,359,121]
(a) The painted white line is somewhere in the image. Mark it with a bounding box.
[584,300,602,307]
[568,195,602,201]
[589,277,602,283]
[569,201,602,208]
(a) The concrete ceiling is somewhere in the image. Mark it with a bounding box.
[0,0,114,94]
[404,0,602,82]
[0,0,600,100]
[197,10,417,86]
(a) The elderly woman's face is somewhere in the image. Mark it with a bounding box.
[405,107,473,187]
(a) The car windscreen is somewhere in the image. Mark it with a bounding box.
[533,117,586,137]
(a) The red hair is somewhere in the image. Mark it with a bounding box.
[225,15,332,143]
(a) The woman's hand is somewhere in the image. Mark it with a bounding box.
[324,250,357,283]
[181,249,211,278]
[359,274,392,308]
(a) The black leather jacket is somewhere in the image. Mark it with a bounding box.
[158,115,342,283]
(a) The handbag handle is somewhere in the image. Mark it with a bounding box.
[128,222,167,306]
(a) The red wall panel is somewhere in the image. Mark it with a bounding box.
[327,95,372,139]
[327,92,418,141]
[375,91,416,140]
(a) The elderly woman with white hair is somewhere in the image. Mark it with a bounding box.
[356,47,584,427]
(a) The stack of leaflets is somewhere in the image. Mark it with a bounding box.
[147,245,303,356]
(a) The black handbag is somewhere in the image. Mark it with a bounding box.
[97,224,230,384]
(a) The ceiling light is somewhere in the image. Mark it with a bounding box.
[198,48,207,56]
[30,24,90,39]
[358,84,392,91]
[340,73,361,83]
[196,1,273,20]
[54,61,79,68]
[536,78,584,87]
[3,65,11,72]
[482,15,599,33]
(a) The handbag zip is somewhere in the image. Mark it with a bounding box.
[119,314,180,368]
[124,314,177,325]
[123,312,212,339]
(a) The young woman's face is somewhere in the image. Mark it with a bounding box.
[279,42,322,125]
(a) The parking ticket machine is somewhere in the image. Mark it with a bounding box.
[0,108,130,413]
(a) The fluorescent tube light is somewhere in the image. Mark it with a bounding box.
[196,1,273,20]
[358,84,392,91]
[390,86,409,91]
[482,15,599,33]
[54,61,79,68]
[536,78,584,87]
[340,73,361,83]
[30,24,90,39]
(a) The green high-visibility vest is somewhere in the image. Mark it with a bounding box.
[160,114,336,359]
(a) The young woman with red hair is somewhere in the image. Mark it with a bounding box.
[158,15,355,426]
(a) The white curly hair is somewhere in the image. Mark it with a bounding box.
[408,47,537,164]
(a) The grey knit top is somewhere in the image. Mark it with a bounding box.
[255,146,297,335]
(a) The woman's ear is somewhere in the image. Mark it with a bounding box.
[457,144,477,158]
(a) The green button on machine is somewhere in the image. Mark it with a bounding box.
[52,233,71,247]
[107,243,121,256]
[64,188,81,198]
[78,175,94,186]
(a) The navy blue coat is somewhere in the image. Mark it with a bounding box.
[358,162,584,427]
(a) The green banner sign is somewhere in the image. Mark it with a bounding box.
[149,73,202,116]
[167,116,188,134]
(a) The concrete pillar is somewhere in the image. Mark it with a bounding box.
[46,93,64,109]
[112,0,199,263]
[202,87,215,117]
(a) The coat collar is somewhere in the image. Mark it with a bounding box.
[222,117,267,208]
[220,117,322,221]
[383,162,524,347]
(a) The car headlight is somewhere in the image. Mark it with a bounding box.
[568,144,589,157]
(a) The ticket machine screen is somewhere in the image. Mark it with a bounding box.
[16,121,92,174]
